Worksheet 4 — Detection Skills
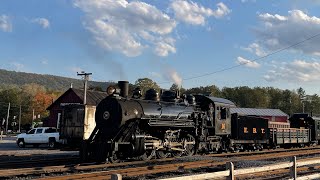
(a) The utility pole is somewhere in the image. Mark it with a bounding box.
[77,72,92,105]
[32,109,35,128]
[5,102,10,134]
[18,105,21,133]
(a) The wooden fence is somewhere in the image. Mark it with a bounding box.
[111,156,320,180]
[160,156,320,180]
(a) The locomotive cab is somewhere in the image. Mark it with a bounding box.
[194,95,235,136]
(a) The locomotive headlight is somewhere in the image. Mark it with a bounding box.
[133,109,138,115]
[103,111,110,120]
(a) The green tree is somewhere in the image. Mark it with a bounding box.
[280,89,293,115]
[221,87,237,104]
[309,94,320,115]
[204,85,221,97]
[169,84,179,91]
[251,87,268,108]
[134,78,160,96]
[266,87,282,109]
[169,83,186,94]
[0,86,23,129]
[297,87,306,98]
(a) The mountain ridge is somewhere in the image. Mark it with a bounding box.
[0,69,109,91]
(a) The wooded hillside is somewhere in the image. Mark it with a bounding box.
[0,69,108,91]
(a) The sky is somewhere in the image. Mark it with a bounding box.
[1,0,320,94]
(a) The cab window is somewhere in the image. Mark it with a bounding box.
[216,106,220,119]
[220,107,227,120]
[36,129,43,134]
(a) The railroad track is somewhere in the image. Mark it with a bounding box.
[39,149,320,180]
[0,156,79,169]
[1,146,320,179]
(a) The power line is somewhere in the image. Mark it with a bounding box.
[158,32,320,85]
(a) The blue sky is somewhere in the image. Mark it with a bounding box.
[1,0,320,94]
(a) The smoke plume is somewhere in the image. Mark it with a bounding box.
[165,68,182,88]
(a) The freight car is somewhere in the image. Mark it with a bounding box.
[79,81,320,162]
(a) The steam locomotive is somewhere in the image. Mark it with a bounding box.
[80,81,320,162]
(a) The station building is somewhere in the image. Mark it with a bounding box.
[45,88,107,128]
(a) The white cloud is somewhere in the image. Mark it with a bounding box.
[241,0,256,3]
[236,56,261,68]
[149,72,163,78]
[41,59,48,65]
[264,60,320,82]
[31,18,50,29]
[0,15,12,32]
[254,10,320,56]
[170,1,231,25]
[73,0,176,57]
[11,62,24,71]
[154,38,176,56]
[70,67,84,73]
[242,43,267,57]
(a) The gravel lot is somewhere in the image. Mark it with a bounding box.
[0,136,77,157]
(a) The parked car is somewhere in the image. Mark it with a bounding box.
[16,127,61,148]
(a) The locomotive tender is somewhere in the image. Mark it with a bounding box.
[81,81,320,162]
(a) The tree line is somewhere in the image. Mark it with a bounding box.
[134,78,320,116]
[0,78,319,130]
[0,83,61,130]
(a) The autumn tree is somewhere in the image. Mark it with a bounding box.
[32,91,55,120]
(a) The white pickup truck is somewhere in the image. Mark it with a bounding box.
[16,127,61,148]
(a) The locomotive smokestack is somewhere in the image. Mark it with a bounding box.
[118,81,129,98]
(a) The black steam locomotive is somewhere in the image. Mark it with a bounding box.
[80,81,320,162]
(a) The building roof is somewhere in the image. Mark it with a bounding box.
[230,107,288,117]
[72,88,108,105]
[47,88,108,110]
